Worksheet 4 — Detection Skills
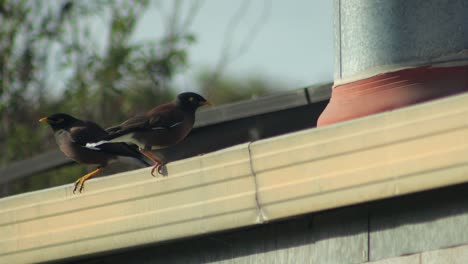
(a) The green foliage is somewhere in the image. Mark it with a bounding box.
[197,70,276,105]
[0,0,191,161]
[0,0,196,195]
[0,1,279,196]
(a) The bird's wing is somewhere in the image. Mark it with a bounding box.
[105,103,185,140]
[106,115,150,133]
[70,121,149,165]
[69,121,108,145]
[85,142,150,166]
[147,104,186,130]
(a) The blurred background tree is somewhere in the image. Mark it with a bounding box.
[0,0,275,196]
[198,70,273,104]
[0,0,177,163]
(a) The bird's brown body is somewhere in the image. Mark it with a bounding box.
[40,114,149,193]
[108,103,195,150]
[103,92,210,175]
[54,122,112,166]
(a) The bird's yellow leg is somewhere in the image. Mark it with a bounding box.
[73,167,103,194]
[140,149,164,177]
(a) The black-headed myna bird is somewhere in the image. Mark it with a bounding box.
[90,92,210,176]
[39,113,150,193]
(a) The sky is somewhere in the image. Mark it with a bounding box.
[132,0,334,91]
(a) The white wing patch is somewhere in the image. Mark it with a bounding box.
[151,121,183,130]
[85,140,108,150]
[170,121,183,128]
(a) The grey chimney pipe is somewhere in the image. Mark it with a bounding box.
[318,0,468,126]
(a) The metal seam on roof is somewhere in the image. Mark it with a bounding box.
[247,142,268,224]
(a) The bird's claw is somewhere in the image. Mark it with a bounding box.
[150,164,166,177]
[71,167,102,194]
[158,164,165,175]
[73,180,84,194]
[150,166,158,177]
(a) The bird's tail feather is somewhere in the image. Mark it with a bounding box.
[85,141,150,166]
[105,125,121,134]
[103,127,139,142]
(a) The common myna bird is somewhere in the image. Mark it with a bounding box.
[39,113,150,193]
[88,92,210,176]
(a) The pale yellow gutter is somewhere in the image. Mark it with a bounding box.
[1,92,468,263]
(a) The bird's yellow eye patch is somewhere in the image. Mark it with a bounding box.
[189,97,194,102]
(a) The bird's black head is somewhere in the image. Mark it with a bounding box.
[39,113,81,131]
[176,92,211,112]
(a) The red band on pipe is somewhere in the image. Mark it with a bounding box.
[317,65,468,126]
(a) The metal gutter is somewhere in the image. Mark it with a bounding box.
[1,92,468,263]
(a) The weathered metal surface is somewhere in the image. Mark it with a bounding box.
[366,243,468,263]
[76,207,368,264]
[367,255,420,264]
[421,243,468,264]
[369,184,468,261]
[334,0,468,83]
[67,184,468,264]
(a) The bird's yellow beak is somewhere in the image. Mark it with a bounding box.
[39,117,49,123]
[201,101,213,107]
